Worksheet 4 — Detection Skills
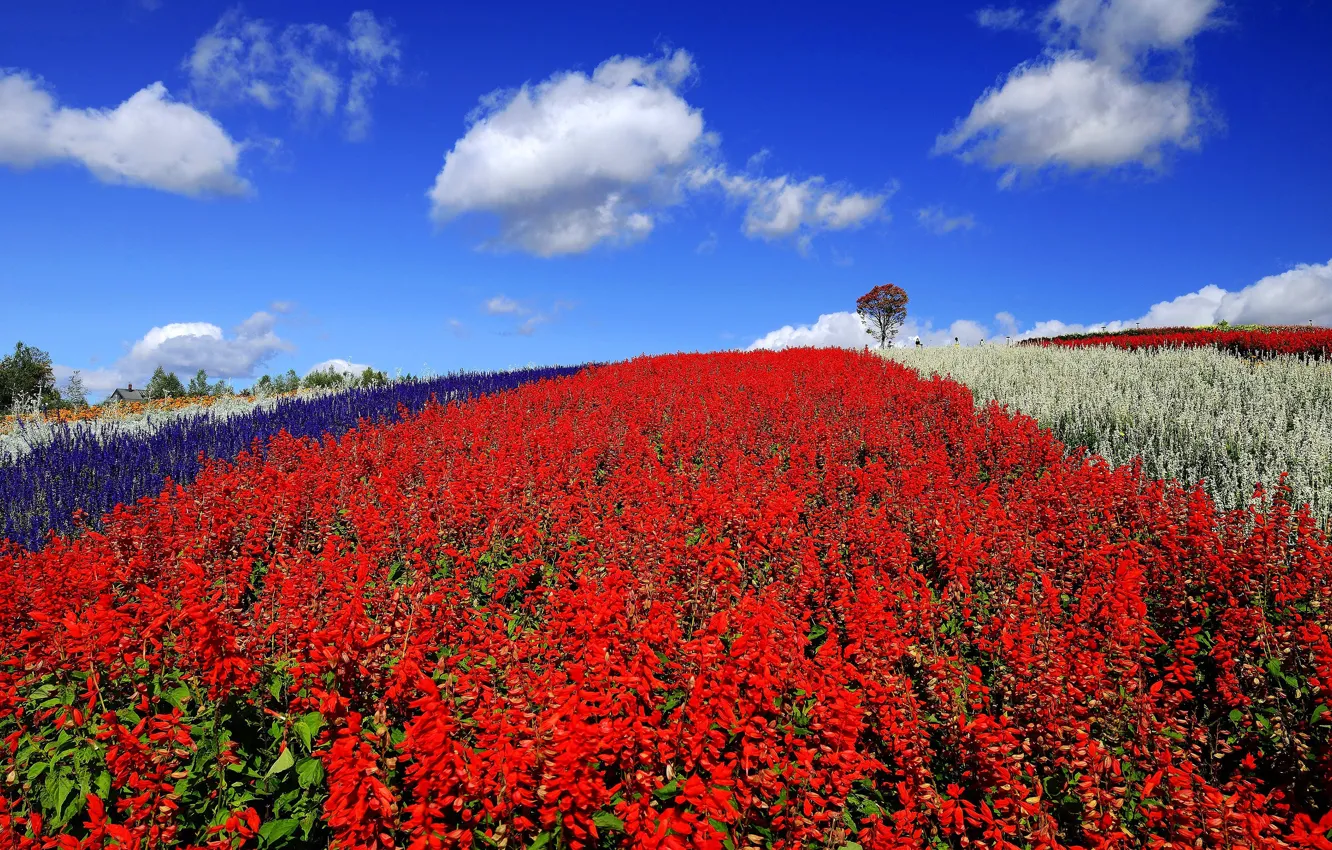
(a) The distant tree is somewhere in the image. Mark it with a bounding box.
[65,370,88,408]
[272,369,301,394]
[187,369,212,397]
[146,366,186,399]
[304,367,350,390]
[210,379,234,396]
[358,366,388,387]
[856,284,909,348]
[253,375,274,396]
[0,342,59,413]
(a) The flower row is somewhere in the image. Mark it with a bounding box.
[0,365,583,551]
[0,349,1329,848]
[1024,326,1332,357]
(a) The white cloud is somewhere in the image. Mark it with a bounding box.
[0,71,247,196]
[51,309,293,394]
[51,366,127,395]
[918,205,977,234]
[747,259,1332,349]
[747,310,867,350]
[687,165,890,247]
[428,50,706,256]
[306,358,370,377]
[1045,0,1220,66]
[428,49,889,256]
[747,312,996,351]
[941,0,1218,183]
[484,294,525,315]
[936,54,1196,180]
[1150,260,1332,327]
[345,10,401,140]
[125,310,292,377]
[184,9,400,140]
[977,7,1027,30]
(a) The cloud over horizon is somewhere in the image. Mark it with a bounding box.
[748,259,1332,350]
[55,310,294,394]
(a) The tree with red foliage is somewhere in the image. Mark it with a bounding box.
[856,284,909,348]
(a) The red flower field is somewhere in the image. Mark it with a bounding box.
[1025,326,1332,358]
[1,349,1330,849]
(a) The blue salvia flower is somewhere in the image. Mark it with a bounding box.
[1,365,584,551]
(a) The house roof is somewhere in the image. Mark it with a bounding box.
[109,388,145,402]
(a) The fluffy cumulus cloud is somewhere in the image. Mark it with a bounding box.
[306,358,370,377]
[428,49,889,256]
[124,311,292,376]
[184,8,400,140]
[0,71,247,196]
[428,50,705,256]
[748,313,992,351]
[938,0,1219,184]
[747,259,1332,349]
[53,310,293,394]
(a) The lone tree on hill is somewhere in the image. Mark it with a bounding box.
[856,283,909,348]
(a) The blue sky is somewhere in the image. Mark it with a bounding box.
[2,0,1330,391]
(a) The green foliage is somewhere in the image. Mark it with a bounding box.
[358,367,388,387]
[63,370,88,408]
[0,665,334,847]
[145,366,186,399]
[187,370,212,397]
[302,368,347,391]
[274,370,301,394]
[0,341,60,413]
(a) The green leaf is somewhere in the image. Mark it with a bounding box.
[265,748,295,778]
[1228,708,1243,723]
[258,818,300,847]
[527,833,554,850]
[592,811,624,832]
[293,712,324,752]
[52,777,77,824]
[1313,704,1330,724]
[295,757,324,789]
[164,685,191,710]
[653,777,680,801]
